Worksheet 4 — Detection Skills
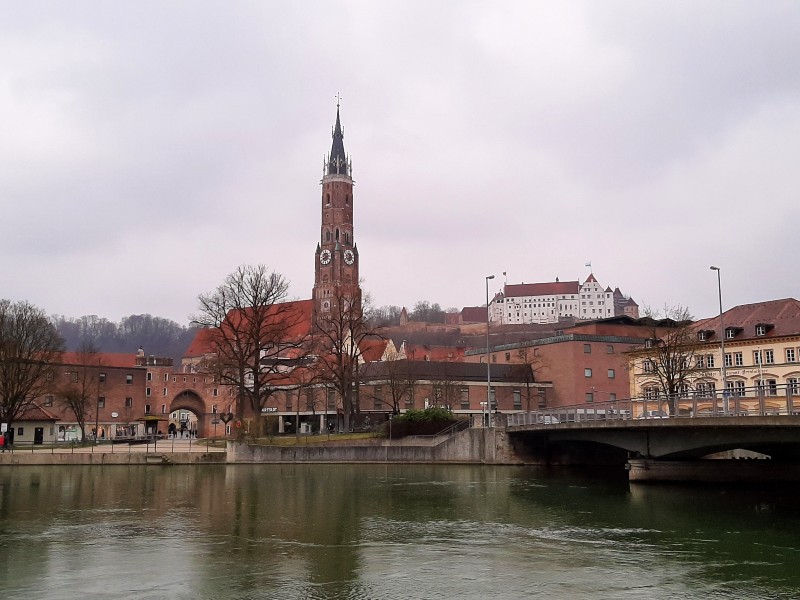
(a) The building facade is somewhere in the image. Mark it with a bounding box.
[465,317,655,408]
[629,298,800,415]
[488,274,639,325]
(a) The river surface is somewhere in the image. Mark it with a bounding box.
[0,464,798,599]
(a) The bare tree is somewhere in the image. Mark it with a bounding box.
[313,287,379,432]
[515,346,546,410]
[59,340,103,443]
[0,300,64,435]
[628,305,704,416]
[192,265,313,434]
[368,356,417,414]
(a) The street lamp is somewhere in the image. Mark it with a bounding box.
[485,274,495,428]
[710,266,728,413]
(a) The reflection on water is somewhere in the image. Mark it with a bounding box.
[0,465,798,599]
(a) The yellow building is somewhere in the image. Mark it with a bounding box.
[630,299,800,416]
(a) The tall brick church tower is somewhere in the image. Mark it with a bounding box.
[313,103,360,315]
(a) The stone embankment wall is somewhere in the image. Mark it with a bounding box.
[0,452,226,466]
[229,428,521,464]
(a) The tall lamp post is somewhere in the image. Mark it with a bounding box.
[710,266,728,414]
[485,274,495,428]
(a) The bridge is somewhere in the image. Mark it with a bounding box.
[503,390,800,481]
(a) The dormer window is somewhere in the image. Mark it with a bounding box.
[754,323,773,336]
[725,328,738,339]
[698,331,706,341]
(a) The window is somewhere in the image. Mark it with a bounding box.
[125,397,133,407]
[513,390,522,410]
[461,388,470,410]
[786,348,796,363]
[695,382,716,398]
[213,388,219,397]
[698,331,706,341]
[145,404,152,414]
[70,371,78,383]
[146,387,151,397]
[765,349,775,364]
[756,379,778,396]
[305,390,315,411]
[609,393,617,401]
[734,352,743,366]
[584,368,592,378]
[585,392,594,403]
[164,373,169,382]
[505,352,511,361]
[328,389,337,411]
[724,353,732,367]
[489,387,496,410]
[161,404,167,414]
[99,372,106,383]
[583,344,591,353]
[789,378,800,395]
[753,350,762,365]
[44,395,53,406]
[146,372,152,381]
[126,374,133,385]
[730,381,746,396]
[678,384,690,398]
[695,355,705,368]
[643,360,654,373]
[606,345,614,354]
[17,427,23,436]
[607,369,615,379]
[644,387,659,400]
[97,397,105,408]
[706,355,715,368]
[756,325,766,336]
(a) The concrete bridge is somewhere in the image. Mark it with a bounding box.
[505,404,800,481]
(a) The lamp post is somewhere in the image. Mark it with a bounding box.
[485,274,495,428]
[710,266,728,414]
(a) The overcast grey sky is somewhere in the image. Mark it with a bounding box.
[2,1,799,325]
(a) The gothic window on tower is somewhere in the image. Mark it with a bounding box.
[326,230,331,241]
[345,233,350,244]
[336,229,340,241]
[326,194,330,205]
[346,194,350,205]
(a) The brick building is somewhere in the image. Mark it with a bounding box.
[465,317,654,408]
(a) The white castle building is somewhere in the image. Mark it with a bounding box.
[488,274,639,325]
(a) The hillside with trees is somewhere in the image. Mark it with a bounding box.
[52,313,198,363]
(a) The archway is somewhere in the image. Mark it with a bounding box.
[169,390,213,438]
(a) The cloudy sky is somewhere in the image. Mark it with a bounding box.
[2,1,799,325]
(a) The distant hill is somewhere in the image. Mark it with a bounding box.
[52,313,199,364]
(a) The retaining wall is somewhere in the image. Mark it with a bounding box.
[0,452,226,466]
[228,428,522,464]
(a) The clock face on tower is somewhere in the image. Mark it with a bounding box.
[320,249,332,265]
[343,249,355,265]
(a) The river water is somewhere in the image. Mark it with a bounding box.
[0,464,798,599]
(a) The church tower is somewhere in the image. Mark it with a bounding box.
[313,102,360,315]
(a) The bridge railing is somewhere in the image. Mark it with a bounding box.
[507,384,800,427]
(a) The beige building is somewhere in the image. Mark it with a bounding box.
[630,298,800,415]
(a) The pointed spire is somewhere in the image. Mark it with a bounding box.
[327,96,349,176]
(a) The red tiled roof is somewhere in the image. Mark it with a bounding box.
[57,352,138,368]
[19,405,59,421]
[504,281,580,297]
[461,306,487,323]
[693,298,800,339]
[185,299,315,358]
[360,338,388,362]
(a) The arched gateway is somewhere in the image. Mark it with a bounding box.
[169,390,212,438]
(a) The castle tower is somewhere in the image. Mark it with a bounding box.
[313,102,360,315]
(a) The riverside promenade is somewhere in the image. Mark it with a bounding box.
[0,438,227,465]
